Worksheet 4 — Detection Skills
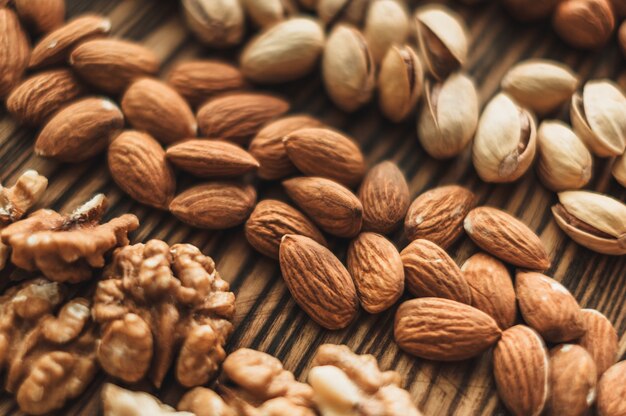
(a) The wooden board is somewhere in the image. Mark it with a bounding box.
[1,0,625,414]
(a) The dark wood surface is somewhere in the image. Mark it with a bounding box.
[0,0,625,414]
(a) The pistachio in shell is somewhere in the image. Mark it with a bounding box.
[180,0,245,48]
[364,0,409,64]
[612,152,626,187]
[378,45,423,123]
[241,0,298,28]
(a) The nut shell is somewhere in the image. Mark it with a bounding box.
[181,0,245,47]
[378,45,423,123]
[553,0,615,49]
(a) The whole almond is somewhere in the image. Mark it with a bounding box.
[0,9,30,98]
[516,271,585,343]
[197,93,290,145]
[70,38,160,94]
[404,185,476,248]
[400,239,472,304]
[108,131,176,210]
[461,253,516,329]
[394,297,502,361]
[358,161,410,234]
[283,176,363,238]
[279,234,358,330]
[14,0,65,34]
[347,232,404,313]
[596,361,626,416]
[493,325,549,416]
[122,78,196,145]
[283,127,366,187]
[170,182,256,229]
[7,69,85,126]
[464,206,551,270]
[576,309,618,376]
[547,344,597,416]
[29,14,111,69]
[166,139,259,178]
[245,199,327,259]
[35,97,123,162]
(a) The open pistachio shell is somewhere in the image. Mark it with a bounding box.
[378,45,423,123]
[612,152,626,187]
[364,0,409,64]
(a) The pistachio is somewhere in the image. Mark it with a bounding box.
[472,93,537,183]
[570,80,626,157]
[415,4,468,80]
[241,0,297,28]
[240,17,325,84]
[418,72,478,159]
[552,191,626,255]
[181,0,245,48]
[536,121,592,192]
[553,0,615,49]
[501,59,579,115]
[322,24,375,112]
[364,0,409,64]
[378,45,423,123]
[317,0,370,26]
[612,153,626,187]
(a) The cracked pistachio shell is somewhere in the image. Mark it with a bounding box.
[415,4,468,80]
[552,191,626,255]
[571,80,626,157]
[181,0,245,48]
[241,17,325,84]
[364,0,409,63]
[472,93,537,183]
[501,59,579,115]
[322,24,375,112]
[612,152,626,187]
[418,72,478,159]
[537,120,592,192]
[241,0,297,28]
[378,45,423,123]
[317,0,370,26]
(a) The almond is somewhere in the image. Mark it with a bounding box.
[166,139,258,178]
[404,185,476,248]
[70,38,160,94]
[516,271,585,343]
[196,93,290,145]
[461,252,516,329]
[347,232,404,313]
[121,78,196,145]
[249,115,323,180]
[493,325,549,416]
[14,0,65,34]
[576,309,619,377]
[400,239,472,303]
[546,344,597,416]
[283,176,363,238]
[279,234,358,330]
[464,206,551,270]
[108,131,176,210]
[7,69,85,126]
[283,127,366,187]
[0,9,30,98]
[596,361,626,416]
[29,14,111,69]
[35,97,124,162]
[169,182,257,229]
[394,297,502,361]
[245,199,327,259]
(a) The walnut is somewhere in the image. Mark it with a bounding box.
[308,344,422,416]
[102,383,193,416]
[178,387,237,416]
[0,278,97,415]
[218,348,316,416]
[93,240,236,388]
[1,194,139,282]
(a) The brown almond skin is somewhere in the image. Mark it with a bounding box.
[166,139,259,178]
[169,182,257,229]
[197,93,290,145]
[576,309,619,377]
[283,176,363,238]
[245,199,327,259]
[404,185,476,248]
[394,297,502,361]
[0,9,30,98]
[547,344,597,416]
[464,207,551,270]
[108,131,176,210]
[493,325,549,416]
[597,361,626,416]
[14,0,65,34]
[516,271,585,343]
[400,239,472,304]
[29,14,111,69]
[283,128,367,187]
[279,234,358,330]
[7,69,85,126]
[70,38,160,95]
[122,78,197,145]
[347,232,404,314]
[35,97,124,162]
[249,115,324,180]
[358,161,409,234]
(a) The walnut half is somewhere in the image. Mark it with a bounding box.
[102,384,193,416]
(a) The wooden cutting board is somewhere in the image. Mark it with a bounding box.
[1,0,625,414]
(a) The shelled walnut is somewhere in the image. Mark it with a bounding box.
[1,194,138,282]
[102,384,193,416]
[93,240,236,388]
[0,278,97,415]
